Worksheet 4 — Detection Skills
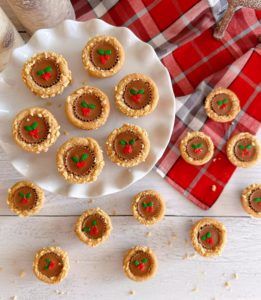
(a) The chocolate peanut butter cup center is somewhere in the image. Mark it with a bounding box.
[210,93,233,116]
[64,146,95,176]
[31,59,60,88]
[38,252,63,278]
[91,41,118,70]
[114,131,143,160]
[81,214,107,239]
[18,115,49,144]
[249,189,261,213]
[129,251,153,277]
[123,80,152,110]
[186,137,208,160]
[234,138,256,162]
[198,225,220,250]
[73,93,102,122]
[12,186,37,211]
[137,195,162,220]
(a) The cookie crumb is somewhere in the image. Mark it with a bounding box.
[232,273,239,279]
[129,290,135,296]
[11,297,17,300]
[191,287,199,293]
[55,290,65,295]
[183,253,196,260]
[224,281,231,289]
[19,271,26,278]
[58,103,63,108]
[145,231,152,237]
[45,101,52,106]
[211,184,217,191]
[63,130,69,136]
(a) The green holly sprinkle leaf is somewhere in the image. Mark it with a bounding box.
[36,70,45,75]
[129,139,135,145]
[31,122,38,129]
[86,104,96,109]
[19,192,25,198]
[24,125,32,131]
[44,66,52,72]
[81,101,88,108]
[191,144,197,149]
[130,89,137,95]
[97,49,105,55]
[104,50,112,55]
[138,89,145,94]
[197,143,203,148]
[120,140,127,145]
[206,232,211,238]
[142,202,147,208]
[82,227,91,232]
[80,153,88,161]
[147,202,153,207]
[254,198,261,203]
[26,193,32,199]
[222,98,228,103]
[217,100,223,105]
[201,235,207,241]
[246,144,252,149]
[141,258,148,263]
[239,144,245,150]
[134,260,140,266]
[46,258,51,263]
[71,156,79,163]
[92,220,97,226]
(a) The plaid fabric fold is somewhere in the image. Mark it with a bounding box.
[72,0,261,209]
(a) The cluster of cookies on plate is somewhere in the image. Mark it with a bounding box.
[13,35,159,184]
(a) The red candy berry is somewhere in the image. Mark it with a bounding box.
[76,161,85,169]
[146,206,153,213]
[82,107,91,116]
[220,103,227,109]
[29,129,39,139]
[21,198,29,204]
[138,263,145,271]
[194,148,202,154]
[49,261,55,270]
[90,226,98,235]
[123,144,133,154]
[131,94,142,103]
[206,237,213,244]
[41,72,52,81]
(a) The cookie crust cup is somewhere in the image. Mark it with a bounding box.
[115,73,159,117]
[82,35,124,78]
[56,137,104,184]
[132,190,165,225]
[241,184,261,218]
[123,246,157,281]
[191,218,227,257]
[205,87,240,122]
[22,51,72,98]
[65,86,110,130]
[226,132,261,168]
[7,181,44,217]
[106,124,150,167]
[75,208,112,247]
[179,131,214,166]
[33,246,69,284]
[12,107,60,154]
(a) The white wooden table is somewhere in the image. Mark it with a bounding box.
[0,2,261,300]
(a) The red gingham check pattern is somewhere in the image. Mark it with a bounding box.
[71,0,261,209]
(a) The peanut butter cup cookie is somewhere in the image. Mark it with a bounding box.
[7,181,44,217]
[56,137,104,184]
[241,184,261,218]
[191,218,227,257]
[226,132,261,168]
[132,190,165,225]
[123,246,157,281]
[33,246,69,284]
[12,107,60,153]
[205,88,240,122]
[75,208,112,247]
[65,86,110,130]
[179,131,214,165]
[22,51,72,98]
[115,73,159,117]
[82,35,124,78]
[106,124,150,167]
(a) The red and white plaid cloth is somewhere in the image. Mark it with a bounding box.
[71,0,261,209]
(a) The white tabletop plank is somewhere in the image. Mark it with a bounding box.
[0,216,261,300]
